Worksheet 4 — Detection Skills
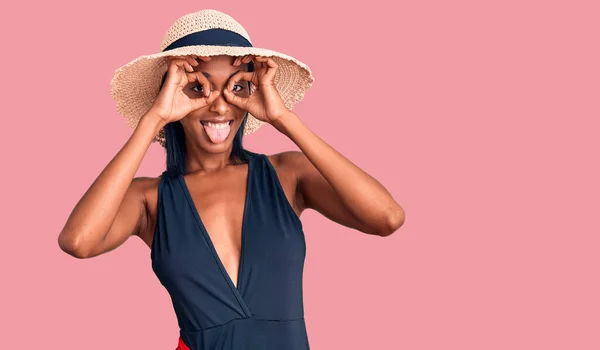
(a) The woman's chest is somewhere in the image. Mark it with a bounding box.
[139,156,300,250]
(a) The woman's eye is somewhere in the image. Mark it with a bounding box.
[191,84,243,93]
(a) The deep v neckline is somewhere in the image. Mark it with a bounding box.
[177,155,253,295]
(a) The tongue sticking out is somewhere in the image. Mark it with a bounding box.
[203,122,231,144]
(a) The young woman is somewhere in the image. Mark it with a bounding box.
[58,9,404,350]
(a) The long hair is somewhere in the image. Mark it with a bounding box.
[158,60,255,176]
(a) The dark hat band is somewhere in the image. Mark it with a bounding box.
[162,28,253,51]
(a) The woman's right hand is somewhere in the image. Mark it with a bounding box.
[147,55,219,124]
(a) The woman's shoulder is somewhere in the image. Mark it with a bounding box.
[263,151,305,185]
[265,150,305,172]
[132,174,163,189]
[131,175,163,209]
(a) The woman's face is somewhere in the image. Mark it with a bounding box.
[179,55,251,153]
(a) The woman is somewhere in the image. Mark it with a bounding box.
[58,9,405,350]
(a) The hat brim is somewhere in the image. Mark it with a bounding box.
[109,45,314,147]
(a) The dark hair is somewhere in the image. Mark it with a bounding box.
[158,60,255,176]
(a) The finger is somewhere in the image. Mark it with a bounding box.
[193,55,212,62]
[171,56,196,72]
[190,90,220,110]
[253,56,278,83]
[168,56,190,69]
[165,59,189,87]
[254,56,274,68]
[222,88,247,109]
[253,57,266,71]
[227,70,257,91]
[234,55,252,67]
[185,70,212,97]
[250,56,278,84]
[168,56,194,74]
[265,57,278,68]
[175,56,197,72]
[263,57,278,81]
[233,56,244,66]
[185,56,200,67]
[252,56,265,71]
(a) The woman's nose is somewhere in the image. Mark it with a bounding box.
[208,88,230,115]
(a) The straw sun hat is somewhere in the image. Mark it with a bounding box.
[109,9,314,147]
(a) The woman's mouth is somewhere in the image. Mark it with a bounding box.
[200,120,233,144]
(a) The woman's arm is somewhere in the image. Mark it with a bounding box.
[57,113,166,258]
[273,112,405,236]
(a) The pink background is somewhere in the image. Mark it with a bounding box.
[1,0,599,349]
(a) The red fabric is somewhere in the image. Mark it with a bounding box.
[175,336,191,350]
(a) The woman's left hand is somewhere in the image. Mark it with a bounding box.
[223,56,290,125]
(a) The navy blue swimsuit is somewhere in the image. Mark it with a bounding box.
[151,152,309,349]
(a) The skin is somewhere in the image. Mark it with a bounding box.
[58,54,405,288]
